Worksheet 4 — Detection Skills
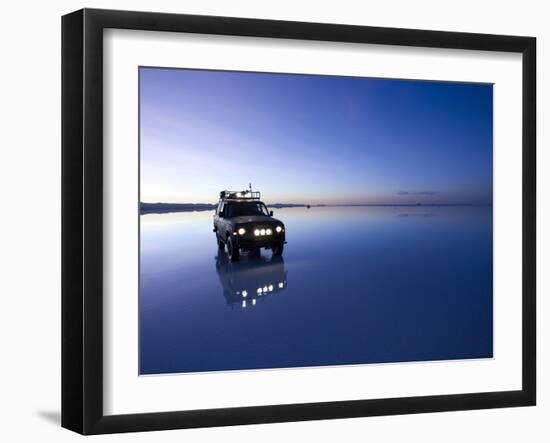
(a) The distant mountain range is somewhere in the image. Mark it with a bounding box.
[139,202,323,214]
[141,203,216,214]
[140,202,489,215]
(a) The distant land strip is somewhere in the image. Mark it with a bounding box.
[140,202,491,215]
[139,202,322,214]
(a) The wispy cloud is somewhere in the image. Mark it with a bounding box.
[397,191,440,196]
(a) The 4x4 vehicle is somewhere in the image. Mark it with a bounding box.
[213,189,286,261]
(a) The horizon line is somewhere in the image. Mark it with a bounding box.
[140,201,493,207]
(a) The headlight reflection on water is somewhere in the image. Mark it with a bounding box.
[254,283,281,296]
[237,281,286,308]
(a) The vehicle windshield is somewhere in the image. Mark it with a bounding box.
[225,202,269,217]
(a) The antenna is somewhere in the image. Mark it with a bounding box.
[249,183,252,192]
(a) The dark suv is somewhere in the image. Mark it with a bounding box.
[213,190,286,261]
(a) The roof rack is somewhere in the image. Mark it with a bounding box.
[220,190,261,200]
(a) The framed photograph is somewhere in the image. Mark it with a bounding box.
[62,8,536,434]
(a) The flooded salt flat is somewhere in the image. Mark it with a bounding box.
[139,206,493,375]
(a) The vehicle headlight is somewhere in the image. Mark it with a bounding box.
[276,226,283,233]
[254,229,260,236]
[266,228,272,235]
[260,229,266,236]
[238,228,246,235]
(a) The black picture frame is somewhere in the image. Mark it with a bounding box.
[62,8,536,435]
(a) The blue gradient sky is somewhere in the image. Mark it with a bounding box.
[140,68,493,205]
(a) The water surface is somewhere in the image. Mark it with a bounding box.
[140,206,492,375]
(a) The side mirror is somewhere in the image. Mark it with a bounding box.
[269,210,274,216]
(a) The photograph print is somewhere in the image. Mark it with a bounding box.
[139,67,493,376]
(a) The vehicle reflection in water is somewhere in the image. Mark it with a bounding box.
[215,252,287,309]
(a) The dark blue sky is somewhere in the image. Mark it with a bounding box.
[140,68,493,205]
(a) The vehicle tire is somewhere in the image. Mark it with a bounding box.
[226,236,240,261]
[249,248,261,258]
[272,242,284,256]
[216,233,224,249]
